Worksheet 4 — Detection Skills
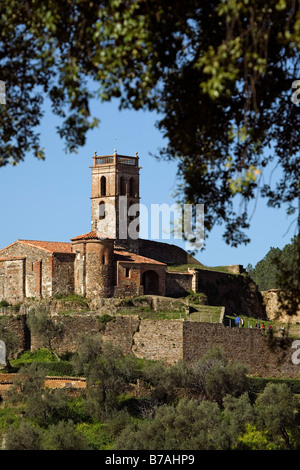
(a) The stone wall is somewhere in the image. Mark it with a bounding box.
[195,270,266,318]
[183,322,298,377]
[136,239,201,266]
[0,258,25,304]
[0,314,29,354]
[0,243,52,301]
[0,243,76,303]
[165,272,192,296]
[3,312,300,377]
[262,290,300,323]
[132,319,184,363]
[52,254,75,297]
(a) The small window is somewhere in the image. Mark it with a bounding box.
[120,176,126,196]
[102,255,106,265]
[99,201,105,220]
[125,267,130,278]
[100,176,106,196]
[129,177,135,197]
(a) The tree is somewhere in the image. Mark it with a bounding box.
[25,388,71,427]
[247,235,300,315]
[247,246,282,290]
[222,393,256,449]
[5,421,43,451]
[205,361,249,406]
[255,382,300,450]
[26,307,64,360]
[42,420,91,450]
[73,337,142,419]
[0,0,299,248]
[6,363,46,405]
[115,398,227,450]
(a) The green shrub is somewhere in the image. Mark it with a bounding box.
[0,300,10,307]
[248,376,300,394]
[37,361,75,377]
[55,294,89,306]
[98,314,115,324]
[12,349,58,368]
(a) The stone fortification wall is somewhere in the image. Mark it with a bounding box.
[183,322,298,377]
[195,270,266,318]
[165,268,266,318]
[262,289,300,323]
[165,272,193,296]
[0,314,29,354]
[2,313,300,377]
[132,319,184,363]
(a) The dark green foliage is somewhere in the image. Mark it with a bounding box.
[248,376,300,395]
[248,236,299,292]
[255,382,300,450]
[115,399,225,450]
[247,235,300,316]
[42,420,91,450]
[247,247,282,291]
[37,361,75,377]
[26,307,64,359]
[0,1,299,249]
[5,421,43,450]
[3,343,300,450]
[98,314,116,324]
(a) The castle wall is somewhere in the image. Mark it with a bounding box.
[1,312,293,377]
[165,272,193,296]
[132,319,184,363]
[262,290,300,322]
[0,314,29,354]
[183,322,297,377]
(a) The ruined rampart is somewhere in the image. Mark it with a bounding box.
[1,314,300,378]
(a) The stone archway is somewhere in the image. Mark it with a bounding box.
[142,270,160,295]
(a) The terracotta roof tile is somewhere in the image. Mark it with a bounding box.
[70,230,112,241]
[114,250,166,266]
[17,240,73,254]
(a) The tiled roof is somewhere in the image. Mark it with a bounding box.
[70,230,112,241]
[114,250,166,266]
[16,240,73,254]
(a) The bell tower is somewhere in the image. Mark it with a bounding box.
[91,151,140,247]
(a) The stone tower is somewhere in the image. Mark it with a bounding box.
[91,151,140,250]
[71,231,115,297]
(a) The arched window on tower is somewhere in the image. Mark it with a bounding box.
[100,176,106,196]
[99,201,106,220]
[129,177,135,197]
[120,176,126,196]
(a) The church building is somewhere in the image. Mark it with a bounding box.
[0,152,199,304]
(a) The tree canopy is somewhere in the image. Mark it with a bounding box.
[0,0,299,247]
[247,235,299,289]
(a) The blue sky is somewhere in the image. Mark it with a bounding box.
[0,97,296,269]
